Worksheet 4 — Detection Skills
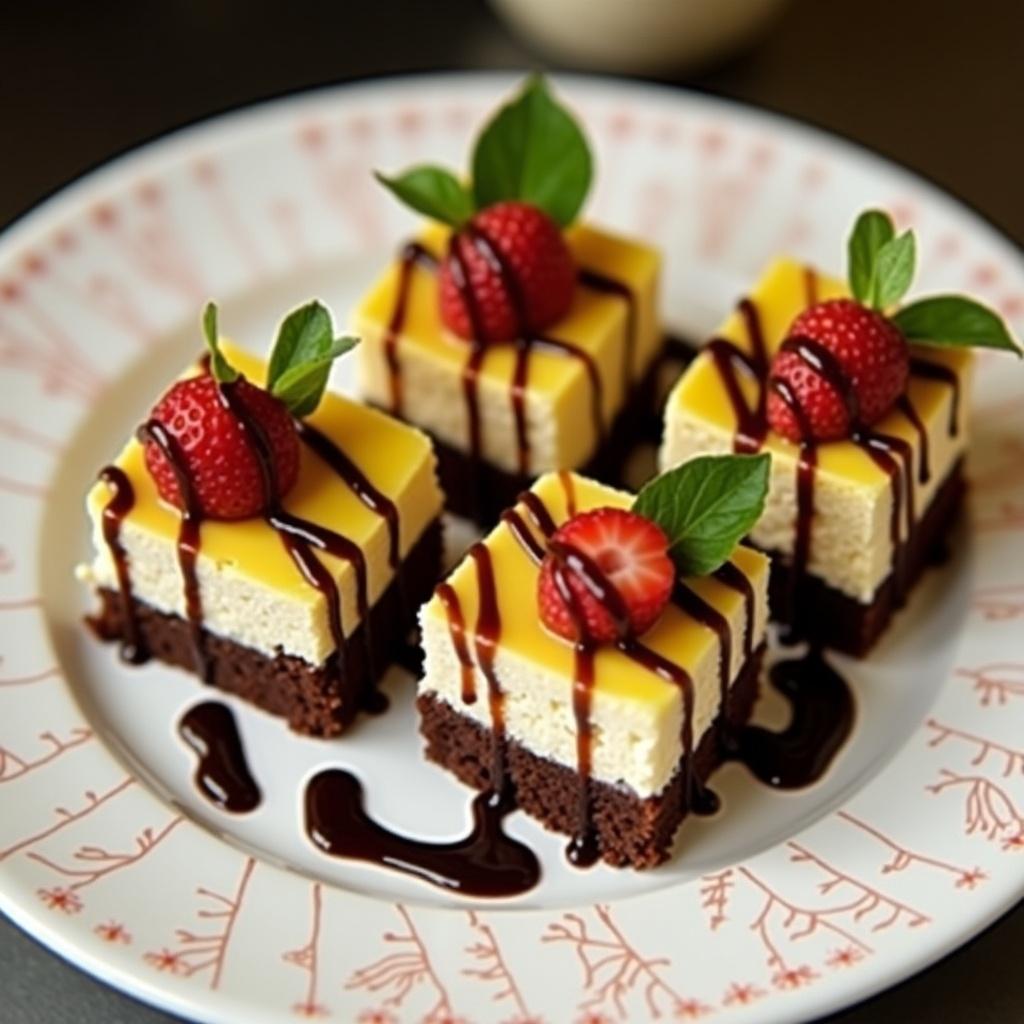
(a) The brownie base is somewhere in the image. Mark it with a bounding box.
[90,518,443,737]
[417,642,765,869]
[766,458,965,657]
[391,337,694,526]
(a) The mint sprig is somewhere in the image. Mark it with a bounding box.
[374,74,592,229]
[847,210,915,309]
[202,302,239,383]
[633,454,771,577]
[471,74,592,227]
[374,167,474,228]
[844,209,1020,357]
[893,296,1020,354]
[266,301,359,417]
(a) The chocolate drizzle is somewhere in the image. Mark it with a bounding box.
[297,421,402,569]
[217,380,386,713]
[96,466,146,664]
[711,561,755,659]
[673,582,731,707]
[178,700,261,813]
[384,242,437,415]
[766,375,818,633]
[897,395,931,485]
[381,235,639,505]
[578,266,638,382]
[137,420,209,680]
[910,357,960,437]
[467,543,508,796]
[436,583,476,704]
[706,340,768,453]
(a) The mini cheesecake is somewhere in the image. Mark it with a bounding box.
[661,258,970,655]
[417,471,769,869]
[81,342,444,736]
[355,223,662,525]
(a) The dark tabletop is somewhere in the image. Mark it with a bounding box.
[2,1,1021,1021]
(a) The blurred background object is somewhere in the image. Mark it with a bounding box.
[491,0,790,73]
[2,0,1020,240]
[1,1,1022,1022]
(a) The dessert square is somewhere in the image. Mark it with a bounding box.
[417,471,769,868]
[660,258,970,655]
[354,223,662,524]
[81,342,444,736]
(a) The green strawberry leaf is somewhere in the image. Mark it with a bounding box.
[267,300,359,416]
[893,296,1021,356]
[374,166,474,227]
[201,301,239,383]
[847,210,894,306]
[873,229,916,309]
[471,74,592,227]
[632,453,771,577]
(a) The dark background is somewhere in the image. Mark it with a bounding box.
[2,1,1022,1021]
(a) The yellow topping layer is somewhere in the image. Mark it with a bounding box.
[421,472,768,715]
[354,222,661,472]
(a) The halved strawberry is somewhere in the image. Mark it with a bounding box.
[538,507,674,643]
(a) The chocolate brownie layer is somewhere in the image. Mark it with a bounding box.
[383,336,696,526]
[90,518,443,737]
[766,459,965,657]
[418,642,764,869]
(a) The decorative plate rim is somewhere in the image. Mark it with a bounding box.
[0,71,1022,1024]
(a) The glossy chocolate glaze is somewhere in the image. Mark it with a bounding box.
[178,701,261,813]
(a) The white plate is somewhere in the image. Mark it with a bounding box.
[1,72,1022,1024]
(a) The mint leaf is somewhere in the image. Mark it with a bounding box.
[267,301,359,416]
[873,230,916,308]
[374,166,474,227]
[201,301,238,383]
[893,296,1021,356]
[270,336,359,416]
[267,301,332,391]
[471,74,592,227]
[632,453,771,577]
[847,210,894,306]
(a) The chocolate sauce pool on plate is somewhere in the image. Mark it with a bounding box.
[304,769,540,898]
[178,701,261,813]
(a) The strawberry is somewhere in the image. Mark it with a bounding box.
[538,507,674,643]
[439,201,576,343]
[767,298,909,442]
[143,374,300,520]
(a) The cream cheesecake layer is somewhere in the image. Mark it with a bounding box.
[660,258,971,603]
[82,343,443,664]
[419,472,769,798]
[355,222,661,474]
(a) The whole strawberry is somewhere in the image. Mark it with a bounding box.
[376,75,592,345]
[767,299,909,442]
[144,374,300,519]
[538,507,674,642]
[143,300,358,520]
[440,201,575,343]
[766,208,1021,444]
